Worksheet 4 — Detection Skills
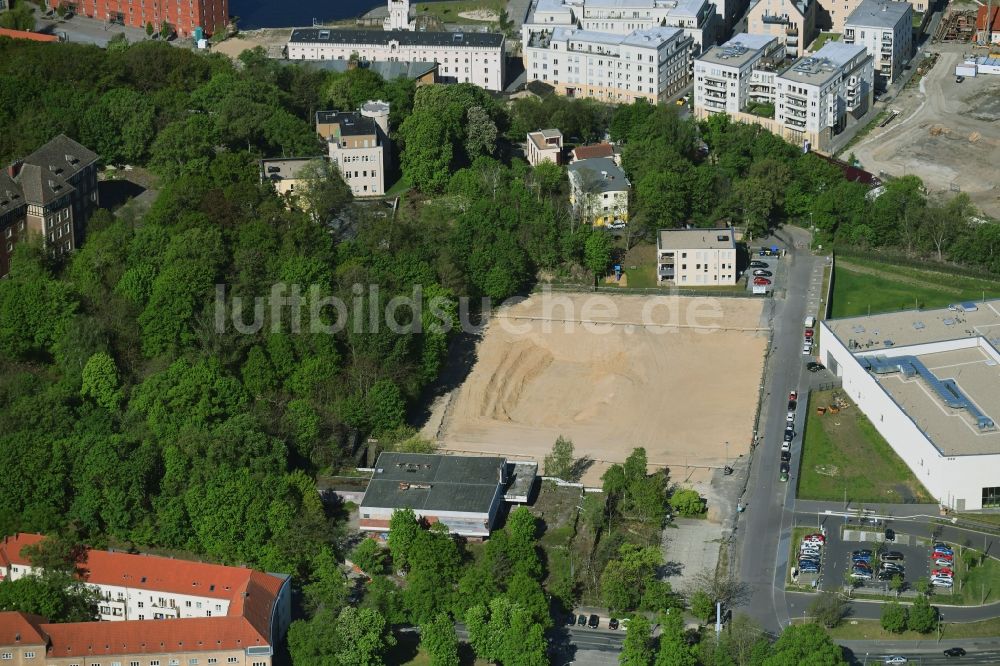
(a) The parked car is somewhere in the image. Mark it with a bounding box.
[805,328,814,339]
[788,399,797,411]
[956,75,965,83]
[588,614,600,628]
[753,270,772,277]
[781,441,790,452]
[750,261,769,269]
[806,361,825,372]
[933,552,954,561]
[883,552,905,562]
[799,564,819,573]
[851,570,872,580]
[784,428,794,442]
[754,277,771,286]
[799,556,821,566]
[802,342,813,355]
[852,550,873,563]
[877,571,897,581]
[932,579,954,588]
[803,534,826,544]
[934,545,954,555]
[609,618,620,630]
[932,568,954,577]
[577,614,587,626]
[780,450,791,462]
[934,558,954,567]
[943,647,966,657]
[884,656,908,665]
[789,390,798,401]
[884,528,895,542]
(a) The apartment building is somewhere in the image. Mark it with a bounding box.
[745,0,817,58]
[656,227,737,285]
[526,129,564,166]
[522,0,718,62]
[52,0,226,37]
[315,102,391,197]
[286,28,505,92]
[567,157,630,226]
[843,0,911,88]
[0,533,291,665]
[693,33,785,116]
[525,26,693,104]
[818,0,924,33]
[775,41,873,147]
[260,157,318,203]
[1,135,99,278]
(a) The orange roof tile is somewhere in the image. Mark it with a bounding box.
[0,612,48,646]
[0,28,59,42]
[976,6,1000,32]
[572,143,615,160]
[80,549,256,601]
[0,533,45,568]
[41,616,269,658]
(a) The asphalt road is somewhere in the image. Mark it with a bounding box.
[735,226,828,632]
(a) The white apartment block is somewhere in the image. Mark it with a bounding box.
[656,228,737,285]
[317,102,392,197]
[526,129,564,165]
[819,0,924,33]
[775,41,873,147]
[522,0,718,60]
[525,26,693,104]
[694,33,785,116]
[843,0,911,88]
[745,0,817,58]
[567,157,630,227]
[287,28,505,92]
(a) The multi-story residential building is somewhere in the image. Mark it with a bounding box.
[843,0,911,89]
[0,533,292,665]
[359,453,537,538]
[656,227,737,285]
[818,0,924,33]
[1,135,99,278]
[286,27,506,92]
[694,33,785,116]
[317,102,392,197]
[775,41,873,148]
[52,0,226,37]
[522,0,718,61]
[525,26,692,104]
[526,129,564,166]
[745,0,817,59]
[567,157,630,226]
[260,157,319,201]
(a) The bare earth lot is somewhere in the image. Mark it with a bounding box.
[852,44,1000,218]
[423,293,768,486]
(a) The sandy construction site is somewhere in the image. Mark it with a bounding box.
[422,293,768,485]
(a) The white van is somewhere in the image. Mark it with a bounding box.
[804,316,816,328]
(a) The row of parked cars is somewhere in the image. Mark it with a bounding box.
[780,390,798,482]
[798,532,825,574]
[750,260,772,287]
[570,613,629,631]
[931,542,955,588]
[850,548,906,582]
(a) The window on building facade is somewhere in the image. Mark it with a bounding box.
[984,487,1000,508]
[1,653,12,660]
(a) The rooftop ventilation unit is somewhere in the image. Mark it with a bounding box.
[318,30,330,39]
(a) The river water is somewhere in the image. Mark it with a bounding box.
[233,0,382,30]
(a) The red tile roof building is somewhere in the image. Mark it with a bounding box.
[0,534,291,666]
[976,6,1000,44]
[51,0,227,38]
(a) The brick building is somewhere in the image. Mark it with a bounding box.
[1,135,99,278]
[0,533,292,665]
[52,0,227,38]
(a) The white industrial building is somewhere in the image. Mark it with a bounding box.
[820,301,1000,511]
[521,0,719,56]
[287,27,505,92]
[694,33,786,115]
[775,41,873,147]
[525,25,693,103]
[359,453,536,538]
[843,0,912,89]
[655,227,738,285]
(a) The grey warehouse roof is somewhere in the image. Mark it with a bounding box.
[845,0,911,29]
[361,452,506,514]
[289,28,504,48]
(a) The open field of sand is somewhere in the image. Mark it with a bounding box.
[423,293,768,485]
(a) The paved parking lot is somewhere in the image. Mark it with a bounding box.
[743,248,787,296]
[819,524,930,593]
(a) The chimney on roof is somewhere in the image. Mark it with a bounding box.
[7,161,22,179]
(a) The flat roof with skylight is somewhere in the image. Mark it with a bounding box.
[698,33,776,67]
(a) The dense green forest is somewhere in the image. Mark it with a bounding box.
[0,35,979,665]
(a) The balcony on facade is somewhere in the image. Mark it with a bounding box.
[704,88,727,99]
[784,94,807,108]
[702,98,727,109]
[784,116,807,128]
[762,13,791,25]
[703,77,727,89]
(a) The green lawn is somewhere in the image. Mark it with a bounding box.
[413,0,505,24]
[745,102,775,118]
[830,257,1000,318]
[825,616,1000,640]
[810,32,841,51]
[950,549,1000,605]
[796,390,932,503]
[912,11,924,27]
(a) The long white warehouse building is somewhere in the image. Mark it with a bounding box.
[819,301,1000,511]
